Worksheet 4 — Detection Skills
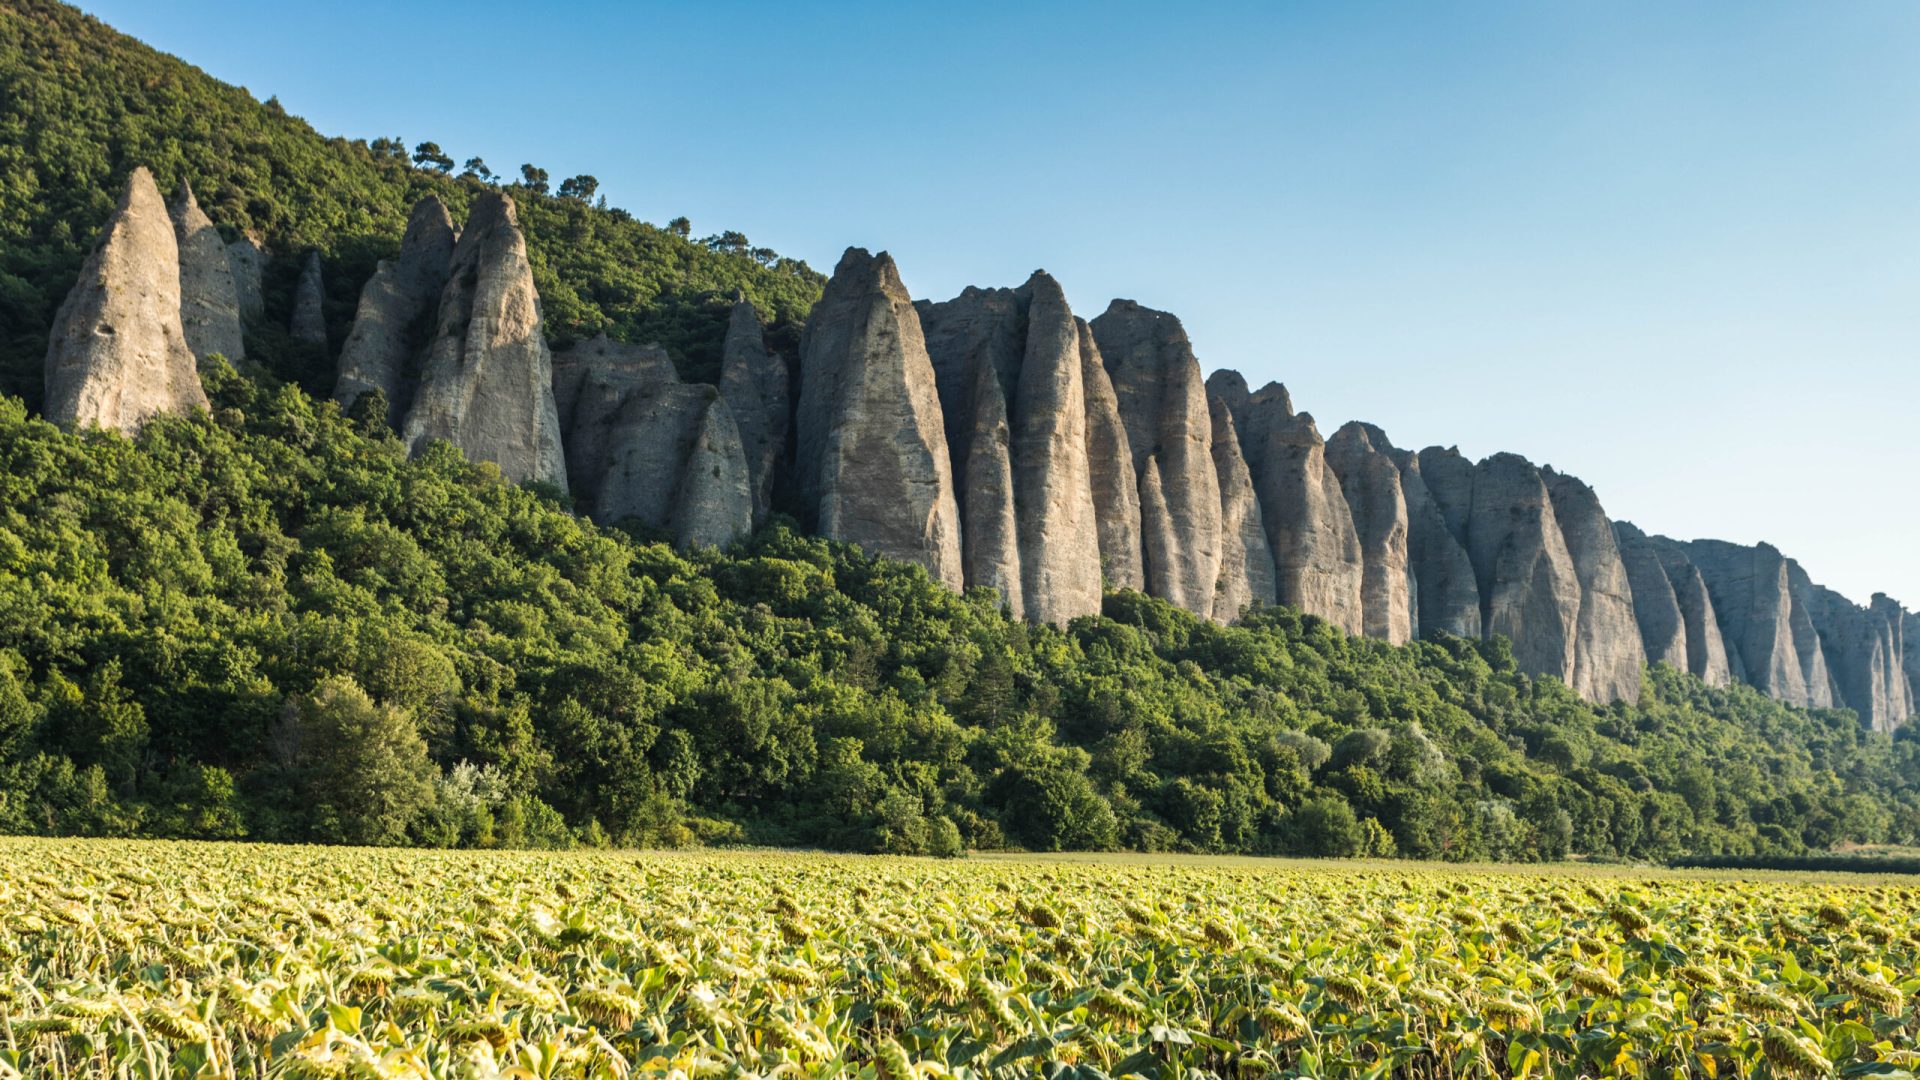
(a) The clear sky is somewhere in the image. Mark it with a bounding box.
[83,1,1920,609]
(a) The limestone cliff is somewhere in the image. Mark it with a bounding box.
[400,193,566,488]
[718,297,790,528]
[43,167,208,432]
[1325,422,1414,644]
[1466,453,1582,688]
[550,334,751,548]
[1209,394,1278,621]
[1229,380,1364,634]
[1089,301,1221,616]
[290,251,327,347]
[1078,319,1144,593]
[795,248,964,589]
[1543,468,1646,704]
[226,236,265,321]
[169,181,245,363]
[1392,444,1481,640]
[1612,522,1691,673]
[335,195,457,425]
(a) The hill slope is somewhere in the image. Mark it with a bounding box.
[0,0,824,406]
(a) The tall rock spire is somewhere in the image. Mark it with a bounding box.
[169,180,245,363]
[290,251,327,347]
[1088,300,1221,616]
[1544,468,1646,704]
[1233,382,1364,635]
[1079,319,1143,593]
[921,272,1102,624]
[335,195,457,425]
[1325,422,1414,644]
[1209,394,1277,621]
[1612,521,1691,673]
[795,248,963,589]
[718,296,790,528]
[401,193,566,488]
[43,167,207,432]
[1466,453,1582,687]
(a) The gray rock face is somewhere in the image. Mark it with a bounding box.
[401,193,566,488]
[1393,445,1481,640]
[1415,447,1477,548]
[1079,319,1143,594]
[1232,382,1365,634]
[795,248,964,589]
[1612,522,1690,673]
[1325,422,1414,644]
[290,251,327,347]
[1808,590,1914,731]
[335,195,457,425]
[1630,529,1734,686]
[1209,394,1277,621]
[1089,301,1221,616]
[551,334,750,547]
[1783,561,1840,710]
[1466,453,1582,688]
[1906,611,1920,723]
[919,273,1102,624]
[1685,540,1811,705]
[226,236,265,321]
[43,167,208,433]
[1543,469,1646,703]
[718,297,790,528]
[169,181,245,363]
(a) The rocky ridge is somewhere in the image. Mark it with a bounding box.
[39,175,1917,725]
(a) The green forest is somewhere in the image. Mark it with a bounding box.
[4,0,1920,861]
[2,368,1916,859]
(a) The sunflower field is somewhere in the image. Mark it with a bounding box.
[0,839,1916,1078]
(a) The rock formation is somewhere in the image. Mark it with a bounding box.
[1684,540,1810,705]
[335,196,457,425]
[1393,445,1481,640]
[1089,301,1221,616]
[43,167,208,432]
[1907,611,1920,720]
[169,181,245,363]
[1079,320,1144,593]
[794,248,963,589]
[290,251,327,347]
[718,297,790,528]
[1219,377,1365,634]
[919,273,1102,624]
[400,193,566,488]
[1465,453,1582,687]
[1325,422,1414,644]
[1612,522,1691,673]
[1544,468,1646,704]
[226,236,265,321]
[1800,589,1915,731]
[1209,395,1277,621]
[550,334,751,547]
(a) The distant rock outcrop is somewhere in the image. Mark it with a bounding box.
[1209,395,1277,621]
[1393,446,1481,640]
[1078,319,1144,593]
[1685,540,1809,705]
[1612,522,1692,673]
[169,181,245,363]
[718,297,790,528]
[335,195,457,425]
[1803,590,1915,732]
[1544,469,1646,704]
[43,167,207,432]
[400,193,566,488]
[1326,422,1414,644]
[1090,301,1222,617]
[1465,453,1581,687]
[1227,380,1364,634]
[290,251,327,347]
[795,248,964,589]
[920,273,1102,624]
[226,236,265,321]
[551,334,751,547]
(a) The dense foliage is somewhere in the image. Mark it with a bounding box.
[5,840,1918,1077]
[2,368,1917,859]
[0,0,825,406]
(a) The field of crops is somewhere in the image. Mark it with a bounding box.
[1,840,1916,1078]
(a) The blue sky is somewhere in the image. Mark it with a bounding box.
[87,1,1920,607]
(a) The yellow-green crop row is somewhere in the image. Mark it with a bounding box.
[0,838,1916,1077]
